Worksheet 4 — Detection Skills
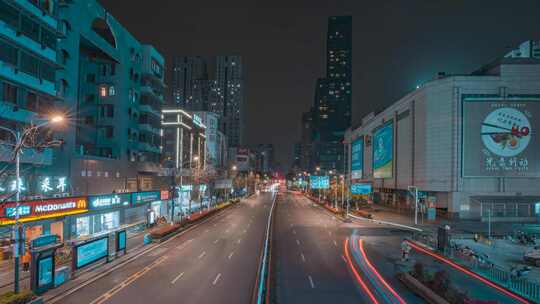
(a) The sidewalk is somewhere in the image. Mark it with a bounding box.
[0,227,148,294]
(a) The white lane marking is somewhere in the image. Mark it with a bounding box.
[225,229,229,233]
[171,272,184,284]
[212,273,222,285]
[228,251,234,259]
[290,223,293,227]
[214,239,219,244]
[198,251,206,259]
[308,275,315,288]
[333,240,338,247]
[205,229,210,233]
[296,239,301,246]
[292,229,296,234]
[243,229,247,234]
[341,255,347,263]
[237,238,242,244]
[300,253,306,262]
[328,231,332,236]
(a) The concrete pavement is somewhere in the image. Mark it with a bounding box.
[51,193,274,304]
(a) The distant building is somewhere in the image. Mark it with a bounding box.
[171,56,208,108]
[253,144,274,173]
[307,16,352,173]
[191,111,228,172]
[215,56,244,148]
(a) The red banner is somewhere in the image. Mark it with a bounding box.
[0,197,88,225]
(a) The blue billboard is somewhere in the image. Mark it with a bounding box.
[131,191,160,205]
[75,237,109,269]
[373,122,393,178]
[350,183,372,195]
[351,138,363,179]
[310,176,330,189]
[117,230,126,252]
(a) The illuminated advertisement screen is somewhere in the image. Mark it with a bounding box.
[76,237,109,269]
[351,137,363,179]
[117,230,126,252]
[350,183,372,195]
[0,197,87,226]
[88,193,130,210]
[310,176,329,189]
[37,256,53,288]
[373,122,393,178]
[463,100,540,177]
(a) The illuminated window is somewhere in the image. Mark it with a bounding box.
[109,85,115,96]
[100,86,107,97]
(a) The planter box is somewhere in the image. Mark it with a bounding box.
[397,273,449,304]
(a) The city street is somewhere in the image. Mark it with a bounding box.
[51,193,274,304]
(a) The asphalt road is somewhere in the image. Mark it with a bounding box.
[272,192,379,303]
[280,192,524,304]
[55,193,275,304]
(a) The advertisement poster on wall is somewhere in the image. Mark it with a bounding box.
[350,183,372,195]
[351,137,363,179]
[373,122,393,178]
[463,99,540,177]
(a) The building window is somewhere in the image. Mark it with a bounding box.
[2,82,17,104]
[87,74,96,83]
[108,86,115,96]
[100,86,107,97]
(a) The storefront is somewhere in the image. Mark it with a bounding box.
[130,191,161,224]
[70,193,130,239]
[0,197,88,243]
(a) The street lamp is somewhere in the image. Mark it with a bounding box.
[0,115,64,294]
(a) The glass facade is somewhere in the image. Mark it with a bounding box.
[74,211,120,238]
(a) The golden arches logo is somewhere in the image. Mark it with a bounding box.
[77,199,87,209]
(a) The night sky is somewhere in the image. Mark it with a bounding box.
[100,0,540,171]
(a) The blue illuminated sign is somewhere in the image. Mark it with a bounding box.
[131,191,160,205]
[5,206,31,218]
[117,230,126,252]
[373,122,393,178]
[89,193,130,210]
[76,237,108,269]
[351,183,372,195]
[310,176,330,189]
[38,256,53,287]
[351,138,363,179]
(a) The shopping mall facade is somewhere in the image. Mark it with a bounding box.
[345,58,540,222]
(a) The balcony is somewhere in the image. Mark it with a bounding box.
[0,101,40,124]
[0,61,56,96]
[138,104,160,117]
[140,85,164,102]
[0,20,57,63]
[11,0,58,31]
[139,123,160,135]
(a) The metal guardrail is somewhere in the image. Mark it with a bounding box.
[254,192,277,304]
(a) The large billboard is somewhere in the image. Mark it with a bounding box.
[463,100,540,177]
[351,137,363,179]
[350,183,372,195]
[310,176,330,189]
[75,237,109,269]
[373,122,393,178]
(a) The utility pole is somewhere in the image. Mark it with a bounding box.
[408,186,419,225]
